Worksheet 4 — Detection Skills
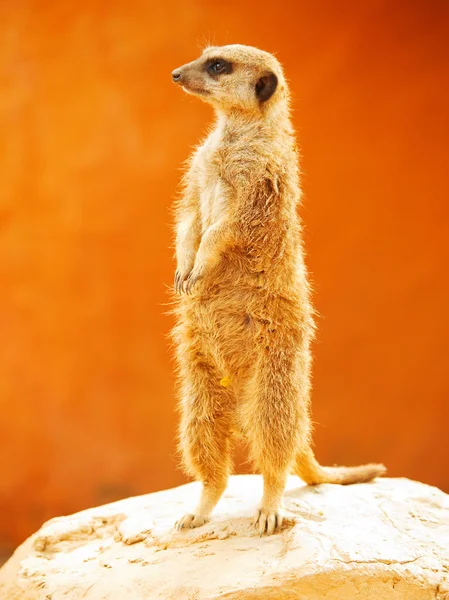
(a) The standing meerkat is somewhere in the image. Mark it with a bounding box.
[171,44,385,535]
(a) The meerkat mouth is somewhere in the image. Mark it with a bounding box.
[182,85,210,96]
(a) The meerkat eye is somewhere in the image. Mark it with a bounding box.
[212,60,224,73]
[206,59,232,76]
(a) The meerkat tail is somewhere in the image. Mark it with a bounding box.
[295,445,386,485]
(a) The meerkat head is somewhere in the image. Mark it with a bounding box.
[171,44,287,114]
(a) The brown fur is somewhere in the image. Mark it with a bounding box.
[170,44,385,535]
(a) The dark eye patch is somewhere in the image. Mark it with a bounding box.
[205,58,233,78]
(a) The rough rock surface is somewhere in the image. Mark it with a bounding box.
[0,475,448,599]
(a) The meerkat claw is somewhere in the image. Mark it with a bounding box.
[184,277,194,295]
[184,271,202,295]
[254,508,282,536]
[174,270,182,294]
[174,271,181,294]
[174,269,191,295]
[175,513,208,531]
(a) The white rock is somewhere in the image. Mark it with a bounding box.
[0,475,448,599]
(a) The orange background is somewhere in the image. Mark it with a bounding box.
[0,0,448,558]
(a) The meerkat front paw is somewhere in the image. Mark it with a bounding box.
[254,507,283,536]
[175,513,209,531]
[184,266,205,295]
[174,267,192,295]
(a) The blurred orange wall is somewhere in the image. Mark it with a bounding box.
[0,0,448,554]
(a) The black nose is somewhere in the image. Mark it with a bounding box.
[172,70,182,83]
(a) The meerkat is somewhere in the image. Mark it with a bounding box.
[170,44,386,536]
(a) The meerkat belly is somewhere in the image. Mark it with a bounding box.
[186,294,259,374]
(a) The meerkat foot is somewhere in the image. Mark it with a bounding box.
[175,513,209,531]
[254,507,283,536]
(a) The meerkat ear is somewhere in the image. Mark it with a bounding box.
[255,72,278,102]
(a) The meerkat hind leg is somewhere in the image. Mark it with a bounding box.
[244,365,300,535]
[175,355,234,530]
[175,422,230,531]
[175,478,228,530]
[243,348,303,535]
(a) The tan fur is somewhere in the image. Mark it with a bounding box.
[170,44,386,535]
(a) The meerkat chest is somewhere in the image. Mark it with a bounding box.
[197,136,229,232]
[199,175,226,232]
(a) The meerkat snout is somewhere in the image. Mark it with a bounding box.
[172,70,182,83]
